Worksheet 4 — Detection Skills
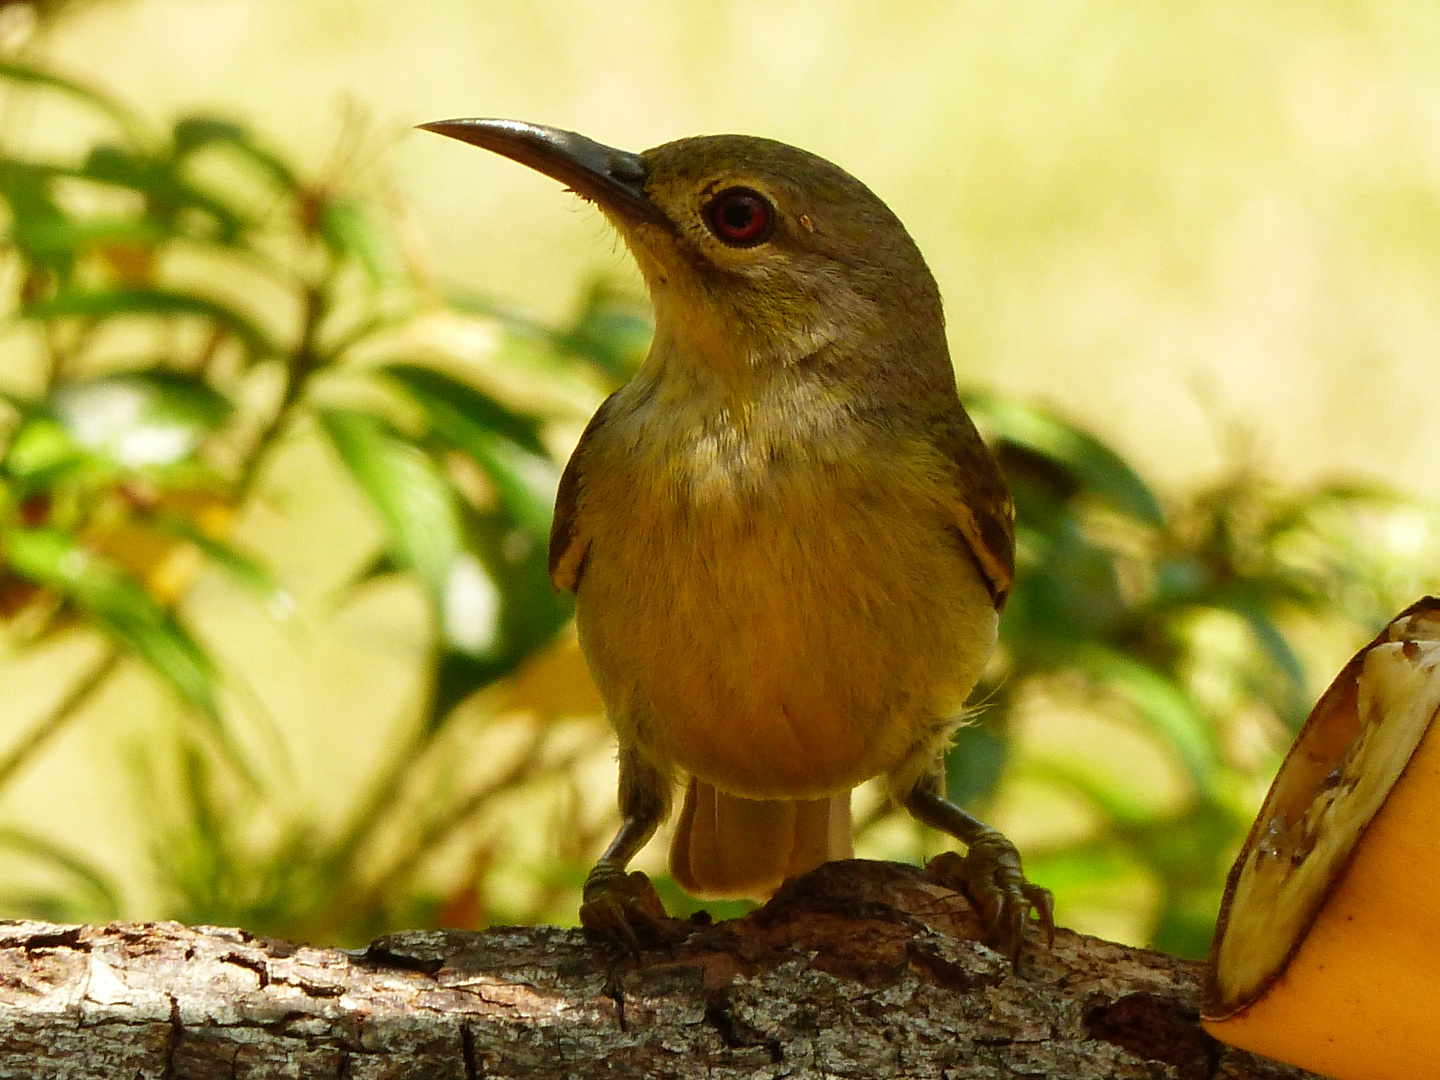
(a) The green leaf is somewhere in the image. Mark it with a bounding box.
[1024,840,1137,892]
[424,504,572,726]
[337,549,403,594]
[446,280,652,383]
[0,60,145,142]
[171,117,300,192]
[444,289,557,343]
[149,514,290,615]
[963,392,1165,527]
[1004,520,1126,652]
[332,370,570,729]
[465,512,563,653]
[27,288,278,360]
[58,368,232,428]
[467,436,558,540]
[0,826,121,919]
[320,391,566,727]
[1025,758,1157,828]
[52,370,232,469]
[317,303,421,363]
[11,214,169,261]
[1208,586,1308,714]
[944,719,1009,809]
[318,199,391,283]
[1,527,218,717]
[1069,644,1221,795]
[554,280,653,381]
[380,364,546,456]
[380,363,557,537]
[125,370,233,428]
[1150,890,1223,960]
[0,159,77,274]
[317,408,462,602]
[3,415,96,485]
[81,144,249,243]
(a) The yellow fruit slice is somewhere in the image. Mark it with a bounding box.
[1203,597,1440,1079]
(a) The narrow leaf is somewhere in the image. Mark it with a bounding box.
[3,415,96,485]
[1,527,218,717]
[149,514,291,616]
[380,364,546,455]
[0,826,121,918]
[1025,758,1156,828]
[57,368,233,429]
[1070,644,1220,794]
[1211,588,1307,697]
[0,60,145,141]
[53,370,232,469]
[963,392,1166,527]
[445,289,558,343]
[380,364,557,537]
[171,117,300,191]
[555,280,653,381]
[335,549,403,598]
[0,159,77,274]
[27,288,277,359]
[317,408,462,602]
[81,144,250,242]
[318,199,391,283]
[1024,841,1138,891]
[943,720,1008,809]
[10,215,167,260]
[423,504,573,726]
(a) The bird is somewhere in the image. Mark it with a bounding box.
[420,118,1053,959]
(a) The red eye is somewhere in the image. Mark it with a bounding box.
[704,187,774,247]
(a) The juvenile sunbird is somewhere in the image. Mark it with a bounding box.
[422,119,1053,958]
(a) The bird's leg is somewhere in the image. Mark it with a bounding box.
[580,743,675,952]
[902,765,1054,961]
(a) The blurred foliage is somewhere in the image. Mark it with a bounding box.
[0,55,1435,957]
[0,55,618,940]
[953,399,1440,957]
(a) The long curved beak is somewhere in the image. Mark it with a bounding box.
[419,118,666,227]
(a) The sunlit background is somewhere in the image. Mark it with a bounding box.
[0,0,1437,956]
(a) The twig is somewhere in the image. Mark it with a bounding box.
[233,270,332,503]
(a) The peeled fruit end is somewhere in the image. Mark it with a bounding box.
[1204,599,1440,1080]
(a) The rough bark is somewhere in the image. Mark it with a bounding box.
[0,860,1319,1079]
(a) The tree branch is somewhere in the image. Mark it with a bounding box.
[0,860,1318,1079]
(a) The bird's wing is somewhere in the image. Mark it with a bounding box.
[939,413,1015,611]
[548,391,621,592]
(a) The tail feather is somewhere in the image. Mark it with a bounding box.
[669,777,852,899]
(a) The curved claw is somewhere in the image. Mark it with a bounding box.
[1027,882,1056,949]
[927,841,1054,962]
[579,868,677,956]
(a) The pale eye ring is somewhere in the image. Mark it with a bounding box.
[703,187,775,247]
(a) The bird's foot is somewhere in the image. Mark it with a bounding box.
[927,833,1054,962]
[579,867,677,956]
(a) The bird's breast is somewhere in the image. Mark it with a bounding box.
[572,379,997,799]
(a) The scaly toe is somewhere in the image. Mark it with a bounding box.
[579,869,676,955]
[927,839,1052,962]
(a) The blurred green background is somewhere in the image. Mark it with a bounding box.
[0,0,1437,959]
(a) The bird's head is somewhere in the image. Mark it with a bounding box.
[421,119,949,388]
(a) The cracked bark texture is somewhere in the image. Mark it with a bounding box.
[0,860,1320,1079]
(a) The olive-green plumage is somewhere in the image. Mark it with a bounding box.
[422,118,1050,958]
